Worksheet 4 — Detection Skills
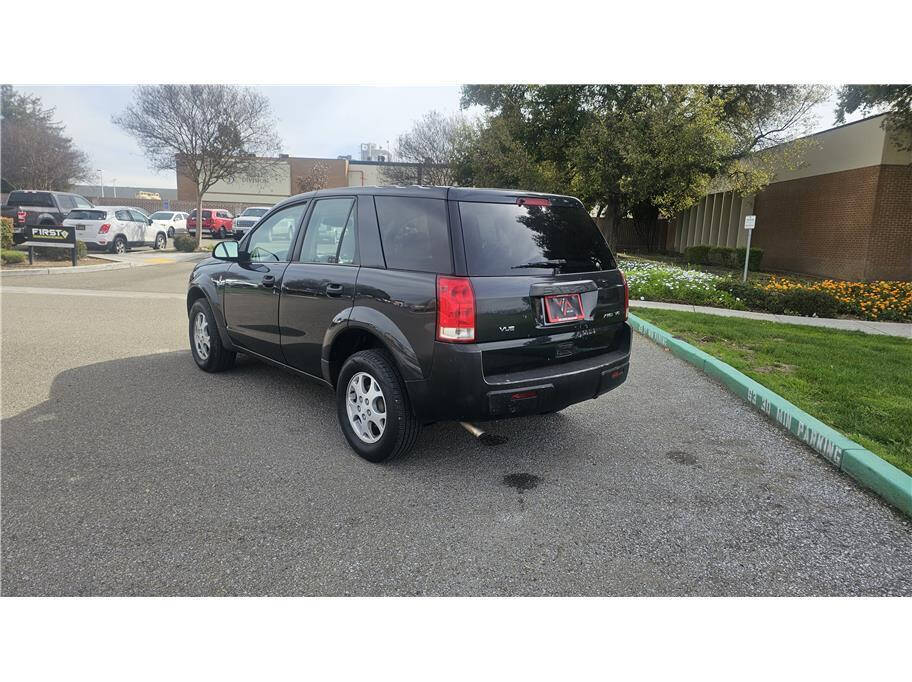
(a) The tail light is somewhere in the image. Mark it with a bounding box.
[437,275,475,343]
[621,271,629,320]
[16,210,27,223]
[98,223,111,234]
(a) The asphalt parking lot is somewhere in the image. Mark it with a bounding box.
[2,262,911,596]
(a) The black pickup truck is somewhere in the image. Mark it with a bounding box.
[1,190,94,244]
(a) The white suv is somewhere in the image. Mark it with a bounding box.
[63,206,168,254]
[148,210,188,238]
[232,206,271,240]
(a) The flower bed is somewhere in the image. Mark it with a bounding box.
[618,258,912,322]
[761,276,912,322]
[619,259,742,308]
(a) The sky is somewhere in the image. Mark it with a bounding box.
[18,85,469,189]
[17,85,861,190]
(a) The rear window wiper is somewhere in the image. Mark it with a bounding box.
[511,259,567,270]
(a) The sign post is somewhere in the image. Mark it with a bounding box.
[742,214,756,282]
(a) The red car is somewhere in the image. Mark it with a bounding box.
[187,208,234,238]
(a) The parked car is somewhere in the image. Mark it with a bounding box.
[63,206,168,253]
[186,187,630,462]
[187,208,234,238]
[1,190,94,244]
[149,210,188,238]
[232,206,271,240]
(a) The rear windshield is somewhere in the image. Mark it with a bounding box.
[7,191,54,208]
[189,210,212,219]
[67,209,108,220]
[459,201,616,276]
[149,211,173,220]
[242,208,269,217]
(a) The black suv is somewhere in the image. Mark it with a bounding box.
[186,186,630,462]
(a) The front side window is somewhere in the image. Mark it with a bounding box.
[245,203,307,263]
[72,195,93,209]
[374,196,450,273]
[130,210,148,223]
[299,198,357,265]
[56,195,76,210]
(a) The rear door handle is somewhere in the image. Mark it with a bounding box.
[325,283,344,295]
[261,275,276,287]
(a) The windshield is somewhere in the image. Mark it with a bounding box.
[67,209,108,221]
[458,201,616,276]
[149,211,173,220]
[7,191,54,207]
[242,208,269,217]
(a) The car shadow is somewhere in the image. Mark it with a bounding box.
[1,350,600,595]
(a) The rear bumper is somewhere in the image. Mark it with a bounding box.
[406,323,631,423]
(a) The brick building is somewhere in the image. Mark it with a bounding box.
[668,114,912,281]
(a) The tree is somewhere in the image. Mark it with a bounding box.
[835,84,912,152]
[380,110,473,185]
[113,85,282,247]
[460,84,829,249]
[296,162,330,193]
[1,85,91,190]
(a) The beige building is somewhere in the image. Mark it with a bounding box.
[668,114,912,281]
[177,156,421,204]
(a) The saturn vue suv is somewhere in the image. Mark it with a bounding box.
[186,186,631,462]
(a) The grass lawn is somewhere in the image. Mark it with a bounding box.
[633,309,912,476]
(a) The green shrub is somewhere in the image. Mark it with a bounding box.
[716,279,785,313]
[683,245,763,270]
[736,247,763,270]
[683,245,711,264]
[1,217,13,250]
[779,289,839,318]
[33,240,87,261]
[1,249,27,265]
[174,234,198,252]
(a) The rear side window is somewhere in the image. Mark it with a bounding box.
[458,201,616,276]
[68,209,107,220]
[375,197,450,273]
[7,191,54,207]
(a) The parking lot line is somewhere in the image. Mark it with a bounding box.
[0,286,184,301]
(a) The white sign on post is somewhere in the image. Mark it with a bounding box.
[742,215,756,281]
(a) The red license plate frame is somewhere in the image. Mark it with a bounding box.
[543,293,584,324]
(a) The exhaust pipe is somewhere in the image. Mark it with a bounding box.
[459,421,506,447]
[459,421,486,438]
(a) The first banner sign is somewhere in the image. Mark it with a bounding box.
[26,225,76,244]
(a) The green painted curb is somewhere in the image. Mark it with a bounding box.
[628,312,912,517]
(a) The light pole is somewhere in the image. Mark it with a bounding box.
[97,169,104,198]
[111,178,117,198]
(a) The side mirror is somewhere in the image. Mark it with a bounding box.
[147,218,153,225]
[212,240,239,261]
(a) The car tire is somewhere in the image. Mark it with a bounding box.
[189,298,236,373]
[168,227,175,238]
[112,235,127,254]
[336,349,420,463]
[153,233,167,250]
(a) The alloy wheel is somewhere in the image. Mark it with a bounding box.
[345,372,387,443]
[194,311,210,360]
